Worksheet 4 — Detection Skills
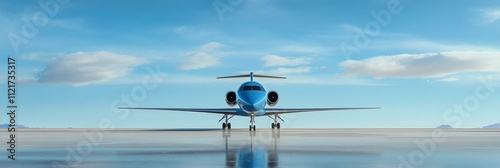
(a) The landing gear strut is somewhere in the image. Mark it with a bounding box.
[219,114,233,130]
[249,113,256,131]
[269,114,283,129]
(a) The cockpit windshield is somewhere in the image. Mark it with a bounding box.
[239,85,263,91]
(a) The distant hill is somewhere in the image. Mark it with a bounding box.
[483,123,500,129]
[436,125,453,129]
[0,124,28,128]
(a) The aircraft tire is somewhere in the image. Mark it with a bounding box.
[277,123,280,129]
[222,123,226,129]
[227,123,231,129]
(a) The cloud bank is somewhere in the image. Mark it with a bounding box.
[178,42,225,70]
[480,8,500,24]
[341,51,500,78]
[262,55,312,67]
[38,51,146,86]
[255,67,311,75]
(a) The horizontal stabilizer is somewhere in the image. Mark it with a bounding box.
[217,72,286,81]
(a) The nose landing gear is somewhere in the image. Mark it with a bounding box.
[249,113,256,131]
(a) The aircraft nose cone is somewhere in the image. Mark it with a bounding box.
[242,100,259,111]
[239,92,265,112]
[250,103,260,111]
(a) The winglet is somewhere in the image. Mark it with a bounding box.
[216,72,286,81]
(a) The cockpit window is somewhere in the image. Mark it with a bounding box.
[252,86,263,91]
[239,85,263,91]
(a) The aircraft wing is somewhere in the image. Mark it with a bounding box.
[118,107,240,115]
[264,107,379,114]
[118,107,379,115]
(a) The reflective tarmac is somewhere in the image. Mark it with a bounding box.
[1,128,500,167]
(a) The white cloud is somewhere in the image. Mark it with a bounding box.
[437,77,459,82]
[21,52,65,61]
[170,25,216,39]
[178,42,225,70]
[335,28,496,52]
[179,52,220,70]
[395,39,496,52]
[338,24,363,33]
[280,75,382,86]
[38,51,147,86]
[174,25,188,33]
[274,45,328,53]
[480,8,500,24]
[341,51,500,78]
[17,77,39,86]
[22,52,47,60]
[255,67,311,75]
[49,19,87,31]
[200,42,225,51]
[262,55,312,67]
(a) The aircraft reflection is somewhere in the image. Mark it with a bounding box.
[117,129,381,167]
[222,130,280,168]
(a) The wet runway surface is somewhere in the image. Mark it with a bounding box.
[1,128,500,167]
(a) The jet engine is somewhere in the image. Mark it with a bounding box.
[226,91,237,107]
[267,91,279,107]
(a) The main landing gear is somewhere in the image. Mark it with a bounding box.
[219,114,234,130]
[220,113,283,131]
[222,123,231,129]
[269,114,284,129]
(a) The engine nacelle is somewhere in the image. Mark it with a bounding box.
[226,91,237,107]
[267,91,279,107]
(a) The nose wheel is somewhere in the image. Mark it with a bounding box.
[249,113,256,131]
[249,125,256,131]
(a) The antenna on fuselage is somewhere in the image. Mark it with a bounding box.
[216,72,286,81]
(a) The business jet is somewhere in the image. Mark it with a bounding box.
[119,72,379,131]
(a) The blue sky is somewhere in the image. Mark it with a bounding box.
[1,0,500,128]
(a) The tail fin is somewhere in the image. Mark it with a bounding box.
[216,72,286,81]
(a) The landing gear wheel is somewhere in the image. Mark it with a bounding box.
[220,114,234,130]
[249,125,252,131]
[270,114,283,130]
[253,125,256,131]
